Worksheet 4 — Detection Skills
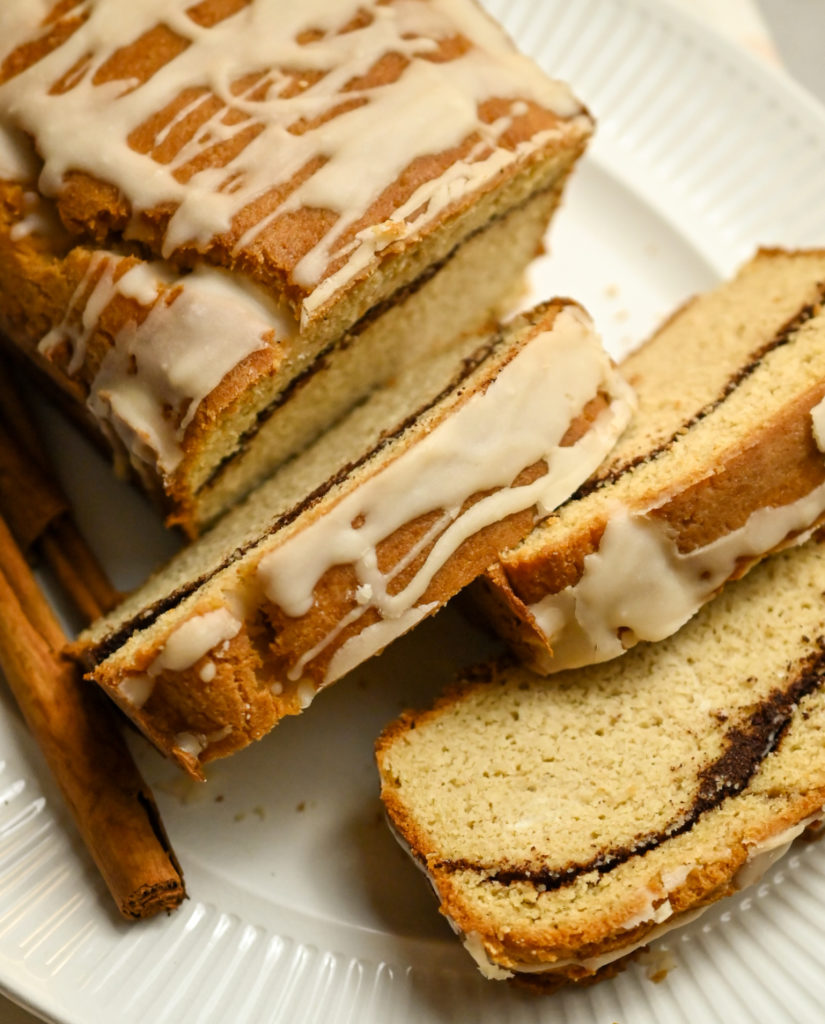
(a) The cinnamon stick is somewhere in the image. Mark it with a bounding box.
[0,361,120,619]
[0,416,66,554]
[0,515,185,919]
[40,518,121,623]
[0,364,47,469]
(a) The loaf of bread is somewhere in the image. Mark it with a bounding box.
[475,248,825,672]
[0,0,592,533]
[75,301,634,777]
[377,536,825,985]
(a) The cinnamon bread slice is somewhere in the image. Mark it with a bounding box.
[0,0,592,533]
[475,248,825,672]
[75,301,633,777]
[377,537,825,985]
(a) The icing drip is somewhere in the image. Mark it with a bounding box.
[529,478,825,672]
[174,731,207,758]
[118,674,155,709]
[38,255,287,477]
[257,306,635,685]
[150,606,242,673]
[287,511,451,682]
[40,252,120,375]
[116,606,242,709]
[0,122,36,182]
[88,266,280,475]
[0,0,584,323]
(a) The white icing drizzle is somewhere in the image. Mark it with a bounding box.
[613,889,675,933]
[286,509,452,683]
[733,821,809,891]
[257,306,635,684]
[325,600,437,683]
[459,812,823,980]
[151,606,242,673]
[0,0,585,324]
[173,731,206,758]
[296,680,316,710]
[199,660,217,682]
[118,674,155,710]
[116,605,241,709]
[89,266,282,475]
[8,189,56,240]
[0,2,52,180]
[40,251,119,374]
[0,122,37,182]
[462,932,513,981]
[37,254,284,477]
[528,478,825,673]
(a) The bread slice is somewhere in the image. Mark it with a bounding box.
[474,248,825,672]
[0,0,592,533]
[75,301,634,777]
[376,536,825,985]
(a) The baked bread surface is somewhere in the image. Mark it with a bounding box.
[77,301,633,776]
[377,538,825,982]
[478,248,825,671]
[0,0,592,530]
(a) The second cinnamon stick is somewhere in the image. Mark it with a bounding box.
[0,517,184,919]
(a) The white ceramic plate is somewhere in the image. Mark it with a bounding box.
[4,1,825,1021]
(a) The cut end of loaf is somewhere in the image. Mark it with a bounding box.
[377,539,825,982]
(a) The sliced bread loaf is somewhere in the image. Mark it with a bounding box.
[475,248,825,672]
[377,536,825,984]
[0,0,591,532]
[75,301,633,777]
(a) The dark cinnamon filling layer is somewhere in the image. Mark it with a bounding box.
[89,328,509,664]
[196,187,547,497]
[569,287,825,504]
[437,641,825,891]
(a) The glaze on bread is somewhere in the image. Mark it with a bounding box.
[75,301,633,777]
[475,248,825,672]
[0,0,592,532]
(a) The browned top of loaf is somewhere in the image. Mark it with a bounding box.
[0,0,588,317]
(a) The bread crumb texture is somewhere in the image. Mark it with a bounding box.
[377,538,825,978]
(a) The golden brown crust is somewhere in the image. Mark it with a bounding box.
[79,299,630,776]
[652,383,825,552]
[500,379,825,610]
[0,179,284,519]
[90,463,554,776]
[0,170,582,532]
[467,565,549,667]
[375,636,825,983]
[2,1,588,313]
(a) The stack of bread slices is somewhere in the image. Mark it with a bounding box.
[2,0,825,996]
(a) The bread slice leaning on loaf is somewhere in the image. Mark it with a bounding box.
[0,0,592,533]
[377,536,825,985]
[474,248,825,672]
[74,300,634,778]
